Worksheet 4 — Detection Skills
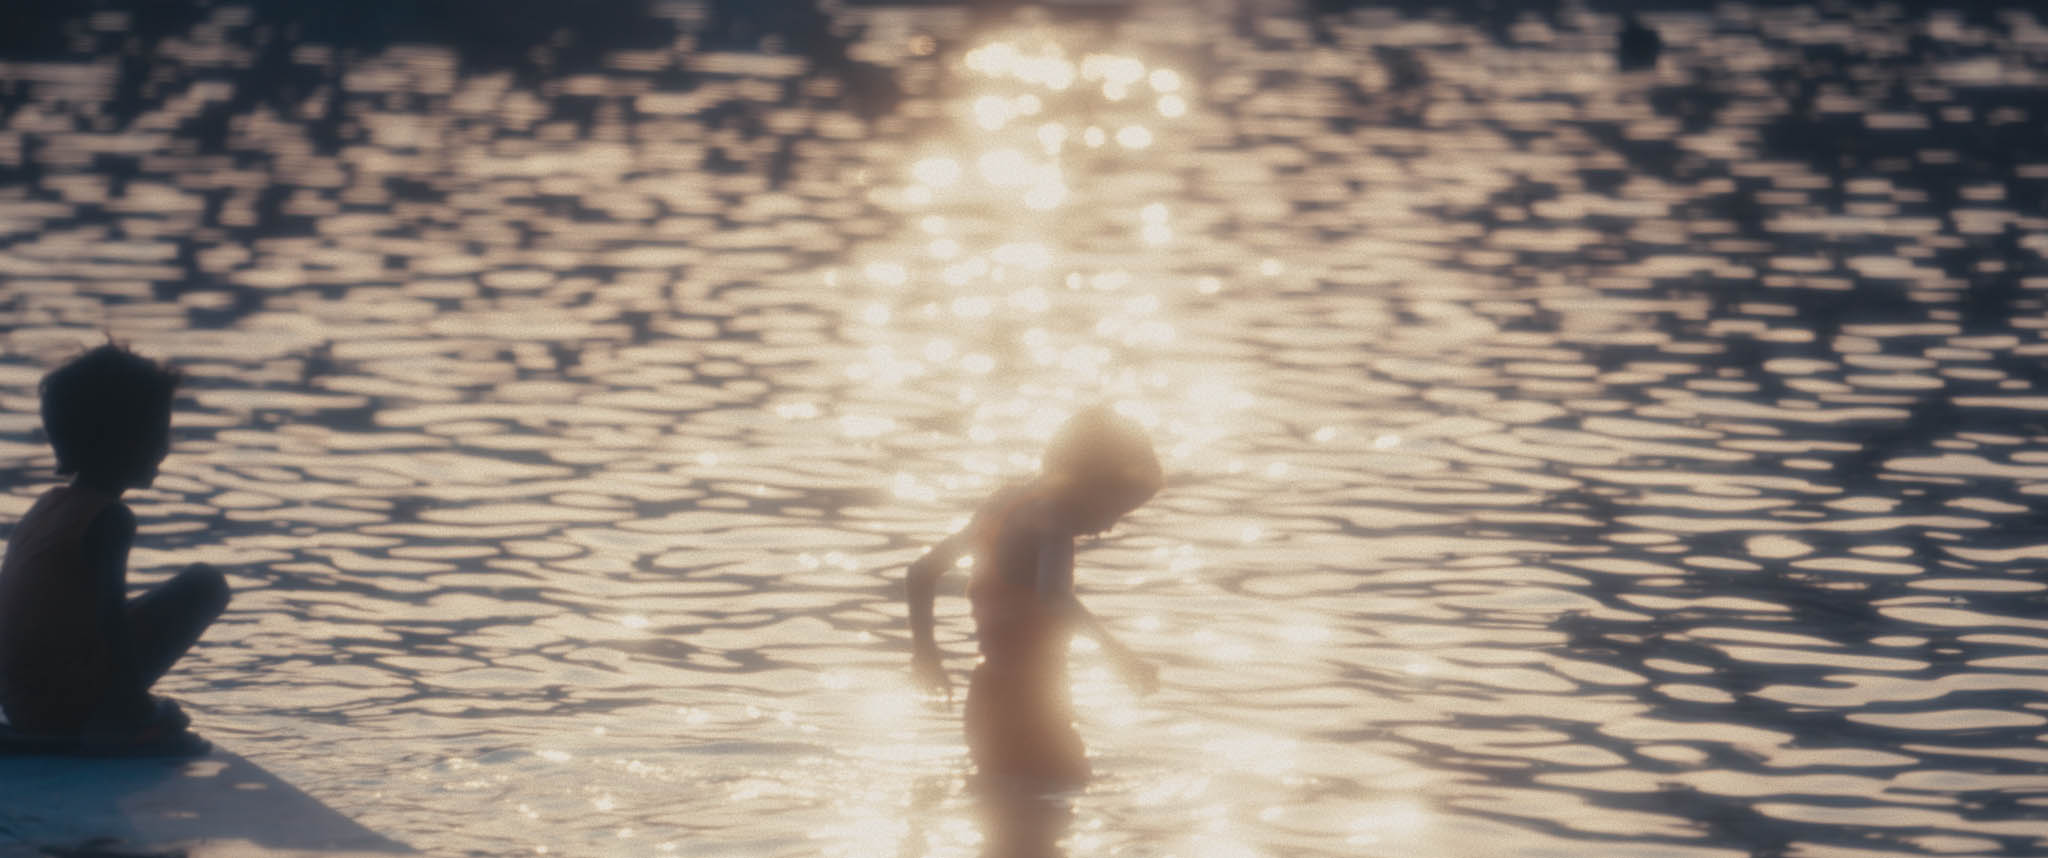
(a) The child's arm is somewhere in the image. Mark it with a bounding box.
[1035,524,1159,696]
[82,504,152,726]
[1062,594,1160,695]
[906,533,965,700]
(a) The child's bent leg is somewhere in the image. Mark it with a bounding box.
[124,563,230,687]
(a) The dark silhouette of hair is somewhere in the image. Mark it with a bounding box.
[1042,405,1164,501]
[39,343,182,478]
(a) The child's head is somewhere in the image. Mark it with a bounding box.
[40,343,182,489]
[1041,405,1164,533]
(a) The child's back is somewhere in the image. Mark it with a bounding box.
[0,484,126,729]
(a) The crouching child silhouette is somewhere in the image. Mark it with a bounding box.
[0,344,228,755]
[907,406,1164,788]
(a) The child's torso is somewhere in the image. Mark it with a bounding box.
[0,485,119,724]
[967,484,1071,670]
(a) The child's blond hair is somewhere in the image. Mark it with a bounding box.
[1042,405,1164,502]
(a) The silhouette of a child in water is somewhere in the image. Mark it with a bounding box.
[0,344,228,750]
[907,406,1163,787]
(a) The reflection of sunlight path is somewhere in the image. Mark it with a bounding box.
[831,23,1249,477]
[810,21,1287,857]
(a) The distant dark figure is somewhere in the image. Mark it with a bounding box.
[907,406,1164,788]
[0,344,227,753]
[1618,13,1661,71]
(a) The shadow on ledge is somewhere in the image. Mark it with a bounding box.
[0,747,410,857]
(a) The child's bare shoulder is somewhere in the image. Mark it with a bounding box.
[974,486,1072,541]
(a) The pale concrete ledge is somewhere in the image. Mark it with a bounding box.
[0,748,410,858]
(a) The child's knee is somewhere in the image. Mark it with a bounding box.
[179,563,231,614]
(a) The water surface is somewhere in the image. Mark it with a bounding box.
[3,2,2048,856]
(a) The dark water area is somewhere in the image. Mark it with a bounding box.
[3,1,2048,856]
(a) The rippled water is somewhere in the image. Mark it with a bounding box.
[5,1,2048,856]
